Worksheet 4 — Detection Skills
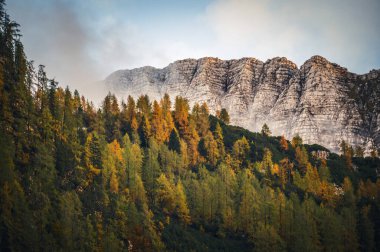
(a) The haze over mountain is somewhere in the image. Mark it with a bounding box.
[105,55,380,153]
[8,0,380,94]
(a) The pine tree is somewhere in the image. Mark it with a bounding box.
[125,142,143,201]
[358,205,375,252]
[354,145,364,157]
[200,131,220,166]
[136,94,151,117]
[102,93,120,142]
[340,140,353,169]
[161,94,174,142]
[187,118,200,166]
[0,132,37,251]
[168,129,181,154]
[142,139,161,204]
[261,123,272,136]
[192,102,210,137]
[295,146,309,175]
[262,148,273,177]
[237,170,257,234]
[232,136,250,167]
[213,122,225,159]
[291,134,303,148]
[138,114,151,147]
[218,108,230,124]
[279,158,294,188]
[216,163,237,230]
[58,191,85,251]
[155,173,176,215]
[125,95,138,133]
[175,180,191,225]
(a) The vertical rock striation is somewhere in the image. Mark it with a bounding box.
[104,56,380,153]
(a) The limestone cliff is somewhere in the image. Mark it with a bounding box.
[104,56,380,153]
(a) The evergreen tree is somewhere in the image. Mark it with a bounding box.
[168,129,181,153]
[232,136,250,167]
[161,94,174,142]
[175,180,191,225]
[200,130,220,166]
[155,173,176,215]
[136,94,151,117]
[261,123,272,136]
[213,122,225,159]
[217,108,230,124]
[192,102,210,137]
[138,114,151,147]
[0,8,378,249]
[142,139,161,204]
[291,134,303,148]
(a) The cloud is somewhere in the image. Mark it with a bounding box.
[203,0,380,73]
[7,0,211,103]
[7,0,102,97]
[6,0,380,104]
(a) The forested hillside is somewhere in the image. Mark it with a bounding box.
[1,1,380,251]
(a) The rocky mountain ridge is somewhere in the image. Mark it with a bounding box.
[105,56,380,153]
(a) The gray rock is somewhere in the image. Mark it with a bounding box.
[104,55,380,153]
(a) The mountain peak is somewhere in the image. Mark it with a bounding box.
[105,56,380,153]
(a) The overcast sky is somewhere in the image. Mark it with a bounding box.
[7,0,380,99]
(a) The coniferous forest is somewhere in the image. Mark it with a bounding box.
[1,1,380,251]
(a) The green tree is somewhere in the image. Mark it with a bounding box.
[217,108,230,124]
[213,122,225,159]
[168,129,181,154]
[138,114,151,147]
[136,94,151,117]
[232,136,250,167]
[155,173,176,215]
[192,102,210,137]
[261,123,272,136]
[175,180,191,225]
[291,134,303,148]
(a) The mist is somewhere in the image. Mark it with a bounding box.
[7,0,380,104]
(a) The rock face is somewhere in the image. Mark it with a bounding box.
[105,56,380,153]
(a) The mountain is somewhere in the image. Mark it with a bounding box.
[105,56,380,153]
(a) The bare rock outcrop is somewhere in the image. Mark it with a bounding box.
[105,56,380,153]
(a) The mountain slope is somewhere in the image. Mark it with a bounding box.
[105,56,380,153]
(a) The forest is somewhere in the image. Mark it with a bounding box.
[1,1,380,251]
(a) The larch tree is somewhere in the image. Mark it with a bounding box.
[200,131,220,166]
[280,135,288,151]
[174,96,190,137]
[155,173,176,215]
[213,122,225,159]
[151,100,166,143]
[232,136,250,167]
[175,180,191,225]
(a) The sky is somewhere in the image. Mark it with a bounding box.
[7,0,380,99]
